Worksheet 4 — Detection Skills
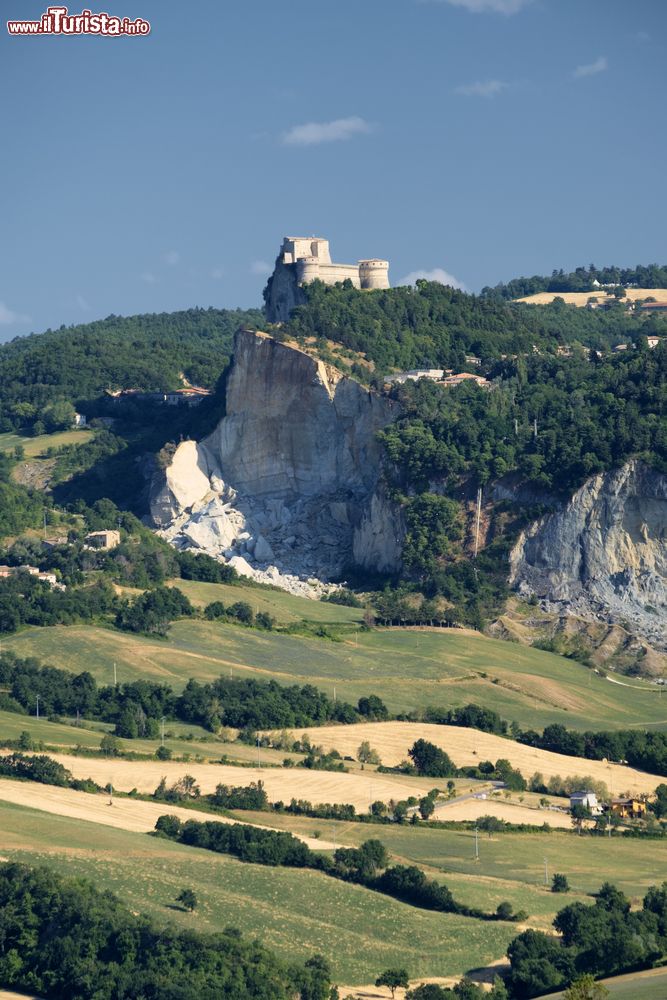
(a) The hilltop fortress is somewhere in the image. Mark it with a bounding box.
[265,236,390,322]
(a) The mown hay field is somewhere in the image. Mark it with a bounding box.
[282,722,662,796]
[516,287,667,306]
[39,751,440,810]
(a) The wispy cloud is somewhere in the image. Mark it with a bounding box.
[76,294,90,311]
[399,268,467,291]
[140,271,159,285]
[282,116,372,146]
[432,0,533,14]
[210,266,225,280]
[0,301,30,326]
[455,79,508,98]
[250,260,272,276]
[163,250,180,266]
[573,56,607,79]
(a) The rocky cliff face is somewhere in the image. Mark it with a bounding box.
[509,460,667,649]
[150,330,402,595]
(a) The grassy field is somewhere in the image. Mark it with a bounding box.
[233,809,667,922]
[516,287,667,307]
[0,799,518,985]
[284,722,662,796]
[0,428,93,458]
[3,620,665,732]
[167,578,364,624]
[544,966,667,999]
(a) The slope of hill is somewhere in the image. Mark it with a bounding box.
[3,620,665,732]
[0,306,262,434]
[280,722,662,797]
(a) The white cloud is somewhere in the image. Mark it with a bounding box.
[435,0,533,13]
[250,260,272,276]
[140,271,159,284]
[163,250,180,266]
[399,268,467,291]
[455,79,507,98]
[76,294,90,311]
[210,266,225,280]
[282,116,372,146]
[573,56,608,79]
[0,301,30,325]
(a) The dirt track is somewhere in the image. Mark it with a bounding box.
[275,722,661,797]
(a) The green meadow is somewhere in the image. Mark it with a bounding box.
[0,799,517,985]
[3,617,664,732]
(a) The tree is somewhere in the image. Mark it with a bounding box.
[357,741,381,766]
[552,873,570,893]
[563,974,610,1000]
[419,795,435,820]
[376,968,410,998]
[408,739,455,777]
[100,733,122,757]
[155,745,172,760]
[176,888,197,912]
[17,730,33,750]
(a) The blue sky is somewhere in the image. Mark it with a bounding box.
[1,0,665,341]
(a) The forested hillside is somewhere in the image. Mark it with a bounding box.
[0,306,262,433]
[282,278,667,375]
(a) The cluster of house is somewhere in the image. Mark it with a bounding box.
[105,387,211,407]
[0,564,64,590]
[569,790,648,820]
[613,335,664,353]
[384,368,490,389]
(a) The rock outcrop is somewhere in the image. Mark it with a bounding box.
[509,460,667,649]
[150,330,402,595]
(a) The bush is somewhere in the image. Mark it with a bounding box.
[552,873,570,893]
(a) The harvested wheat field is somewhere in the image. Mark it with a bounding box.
[435,798,573,829]
[0,777,336,849]
[43,753,430,811]
[277,722,662,797]
[516,287,667,307]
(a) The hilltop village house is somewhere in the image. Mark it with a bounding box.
[385,369,490,389]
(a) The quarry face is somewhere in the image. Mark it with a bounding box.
[150,330,403,596]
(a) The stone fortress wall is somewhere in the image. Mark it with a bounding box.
[265,236,390,322]
[281,236,389,290]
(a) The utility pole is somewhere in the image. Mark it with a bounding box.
[533,417,538,440]
[113,662,117,687]
[474,825,479,861]
[473,487,482,559]
[256,735,261,771]
[108,782,113,807]
[514,417,519,436]
[333,685,336,703]
[160,716,166,747]
[36,695,40,719]
[544,857,548,886]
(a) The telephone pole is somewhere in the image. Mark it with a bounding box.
[113,662,117,687]
[160,716,166,747]
[35,695,40,719]
[544,857,549,886]
[474,825,479,861]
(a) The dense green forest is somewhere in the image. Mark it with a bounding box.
[0,306,262,433]
[0,863,335,999]
[481,262,667,300]
[282,278,667,374]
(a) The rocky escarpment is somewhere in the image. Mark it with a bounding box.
[509,460,667,649]
[150,330,402,595]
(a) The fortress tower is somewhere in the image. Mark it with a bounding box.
[264,236,390,322]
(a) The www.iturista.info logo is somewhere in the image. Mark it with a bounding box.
[7,6,151,36]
